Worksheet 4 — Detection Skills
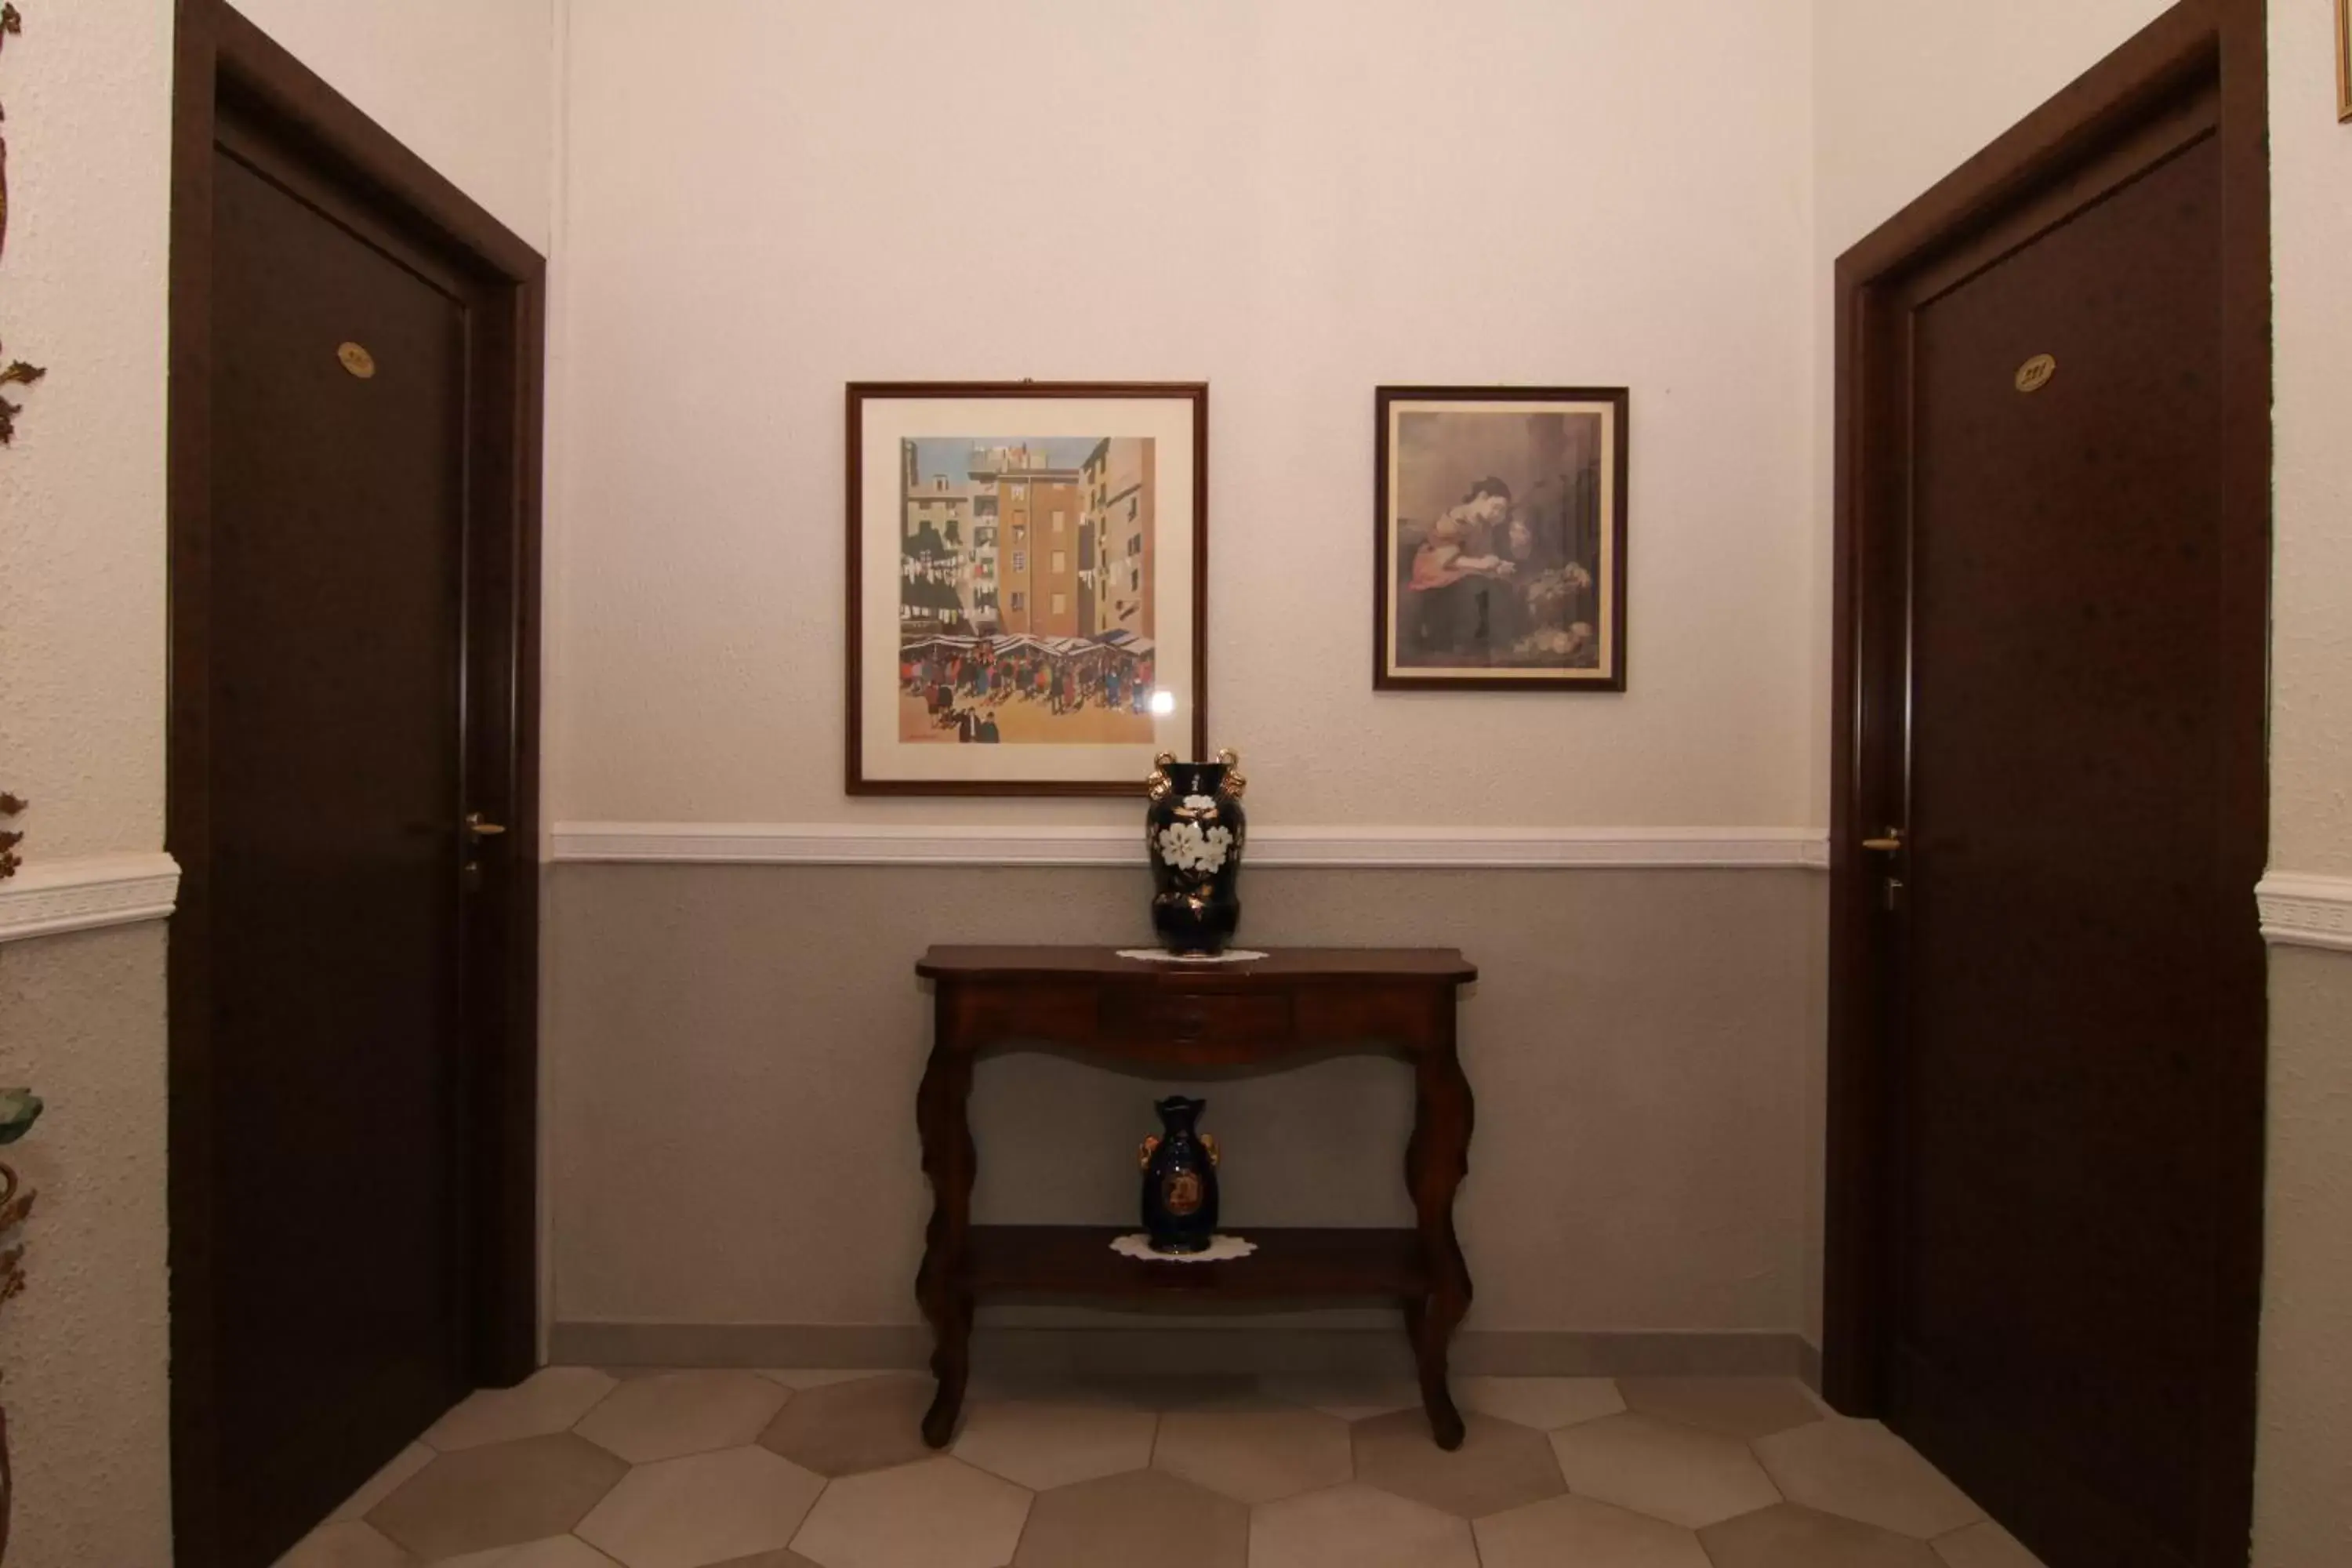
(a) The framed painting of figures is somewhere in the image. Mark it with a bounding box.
[1374,385,1629,691]
[846,382,1208,794]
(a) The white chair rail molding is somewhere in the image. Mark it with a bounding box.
[0,852,182,944]
[550,822,1834,871]
[2256,871,2352,953]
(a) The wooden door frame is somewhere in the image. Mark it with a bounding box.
[166,2,545,1560]
[1824,0,2269,1558]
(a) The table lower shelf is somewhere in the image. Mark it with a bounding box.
[964,1225,1430,1301]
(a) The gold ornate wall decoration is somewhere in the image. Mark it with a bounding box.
[0,2,44,450]
[0,360,38,448]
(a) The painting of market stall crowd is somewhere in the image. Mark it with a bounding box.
[1377,388,1628,691]
[897,436,1160,744]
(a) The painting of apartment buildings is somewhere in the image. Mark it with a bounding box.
[897,436,1159,745]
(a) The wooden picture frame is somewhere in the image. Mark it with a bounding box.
[846,381,1208,795]
[2339,0,2350,121]
[1374,386,1629,691]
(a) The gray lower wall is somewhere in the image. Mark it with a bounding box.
[0,924,172,1566]
[2254,944,2352,1568]
[546,863,1825,1360]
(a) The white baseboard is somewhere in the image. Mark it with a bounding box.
[2258,872,2352,953]
[551,822,1831,871]
[0,852,181,944]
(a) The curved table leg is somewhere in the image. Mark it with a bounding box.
[914,1027,975,1448]
[920,1288,973,1449]
[1406,1024,1475,1450]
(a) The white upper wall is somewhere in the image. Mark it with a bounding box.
[1812,0,2174,256]
[232,0,557,252]
[2256,10,2352,1568]
[549,0,1818,829]
[2267,0,2352,879]
[0,0,176,859]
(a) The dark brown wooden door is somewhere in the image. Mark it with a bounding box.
[1856,99,2266,1568]
[170,15,544,1567]
[200,133,476,1564]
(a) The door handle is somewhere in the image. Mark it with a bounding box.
[1862,827,1904,853]
[465,811,507,838]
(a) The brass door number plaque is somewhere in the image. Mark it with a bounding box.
[2015,353,2057,394]
[337,341,377,379]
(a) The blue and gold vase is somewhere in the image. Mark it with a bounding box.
[1138,1095,1220,1254]
[1144,750,1247,955]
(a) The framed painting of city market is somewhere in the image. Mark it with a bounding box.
[1374,385,1629,692]
[846,382,1209,794]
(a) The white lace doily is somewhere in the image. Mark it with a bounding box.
[1114,949,1270,964]
[1110,1232,1258,1263]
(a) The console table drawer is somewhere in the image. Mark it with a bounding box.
[1097,988,1294,1050]
[958,985,1098,1047]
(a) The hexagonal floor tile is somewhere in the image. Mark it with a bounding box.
[367,1434,627,1561]
[1619,1377,1826,1440]
[424,1369,620,1453]
[432,1539,627,1568]
[790,1456,1032,1568]
[1249,1482,1478,1568]
[1474,1494,1712,1568]
[761,1369,902,1390]
[1011,1468,1247,1568]
[1701,1502,1944,1568]
[1547,1413,1781,1529]
[575,1370,792,1464]
[1352,1410,1565,1519]
[274,1521,412,1568]
[1453,1376,1624,1432]
[575,1445,826,1568]
[1933,1520,2050,1568]
[950,1399,1158,1490]
[1143,1377,1286,1412]
[704,1552,826,1568]
[1753,1418,1984,1539]
[964,1372,1269,1413]
[1259,1373,1425,1421]
[757,1374,937,1477]
[1151,1408,1352,1504]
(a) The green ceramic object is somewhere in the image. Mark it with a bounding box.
[0,1091,42,1146]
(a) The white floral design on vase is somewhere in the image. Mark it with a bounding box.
[1155,819,1234,876]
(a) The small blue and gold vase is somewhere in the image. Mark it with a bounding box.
[1138,1095,1220,1254]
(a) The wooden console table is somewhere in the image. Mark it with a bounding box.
[913,946,1479,1448]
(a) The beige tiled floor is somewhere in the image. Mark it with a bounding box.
[274,1368,2051,1568]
